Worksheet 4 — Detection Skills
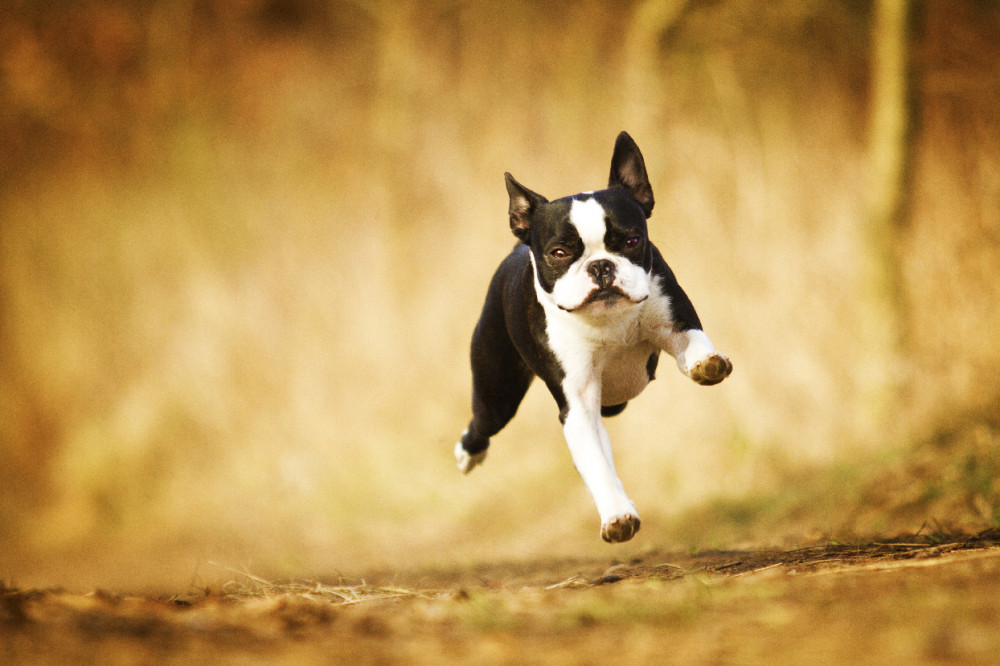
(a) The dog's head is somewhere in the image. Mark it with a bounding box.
[506,132,655,314]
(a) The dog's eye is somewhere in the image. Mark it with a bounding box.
[549,247,569,260]
[624,236,641,249]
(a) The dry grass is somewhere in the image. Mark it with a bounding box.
[213,566,434,606]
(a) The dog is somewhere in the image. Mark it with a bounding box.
[455,132,732,543]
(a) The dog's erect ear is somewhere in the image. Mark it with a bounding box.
[608,131,654,218]
[505,172,548,243]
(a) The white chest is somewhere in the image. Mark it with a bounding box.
[541,279,675,406]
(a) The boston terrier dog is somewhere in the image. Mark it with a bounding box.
[455,132,732,543]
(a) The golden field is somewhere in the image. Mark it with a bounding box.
[1,0,998,591]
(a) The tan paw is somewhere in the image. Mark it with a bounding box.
[689,353,732,386]
[601,514,641,543]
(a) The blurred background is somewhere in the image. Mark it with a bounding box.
[2,0,998,590]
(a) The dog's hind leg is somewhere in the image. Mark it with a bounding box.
[456,320,534,474]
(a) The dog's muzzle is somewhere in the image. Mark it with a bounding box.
[587,259,617,289]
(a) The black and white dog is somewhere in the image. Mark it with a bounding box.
[455,132,732,543]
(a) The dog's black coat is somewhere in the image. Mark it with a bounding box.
[462,139,703,453]
[455,132,731,543]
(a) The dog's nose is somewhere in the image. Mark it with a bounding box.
[587,259,616,288]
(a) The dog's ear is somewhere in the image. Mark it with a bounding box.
[608,132,654,218]
[505,172,547,243]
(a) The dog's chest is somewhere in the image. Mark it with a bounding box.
[542,280,674,406]
[598,342,659,406]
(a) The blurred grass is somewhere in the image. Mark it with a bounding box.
[1,0,999,587]
[665,409,1000,549]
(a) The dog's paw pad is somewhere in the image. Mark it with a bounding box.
[689,353,732,386]
[455,441,487,474]
[601,514,641,543]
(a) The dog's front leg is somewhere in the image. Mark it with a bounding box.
[662,328,733,386]
[561,389,641,543]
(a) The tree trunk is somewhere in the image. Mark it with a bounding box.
[866,0,913,431]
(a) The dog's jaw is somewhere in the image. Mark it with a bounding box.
[558,288,648,314]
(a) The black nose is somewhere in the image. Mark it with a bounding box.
[587,259,616,288]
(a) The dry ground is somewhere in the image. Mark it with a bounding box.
[3,530,999,665]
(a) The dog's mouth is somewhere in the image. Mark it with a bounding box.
[588,287,628,304]
[559,287,647,313]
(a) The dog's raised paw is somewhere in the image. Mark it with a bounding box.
[454,441,487,474]
[689,353,732,386]
[601,514,641,543]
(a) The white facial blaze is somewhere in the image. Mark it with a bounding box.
[548,197,650,312]
[568,197,608,250]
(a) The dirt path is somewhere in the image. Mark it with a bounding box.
[3,530,1000,665]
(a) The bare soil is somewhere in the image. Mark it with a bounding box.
[3,530,1000,665]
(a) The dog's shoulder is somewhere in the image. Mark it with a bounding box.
[646,242,702,332]
[485,242,532,297]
